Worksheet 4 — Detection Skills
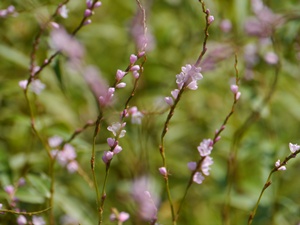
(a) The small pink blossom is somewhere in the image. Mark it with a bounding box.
[116,82,126,88]
[264,52,278,65]
[84,19,92,26]
[107,122,126,138]
[102,151,114,164]
[32,216,45,225]
[107,138,116,147]
[4,185,14,196]
[197,139,213,157]
[99,87,115,107]
[193,172,205,184]
[17,215,27,225]
[119,212,130,222]
[187,162,197,171]
[220,19,232,33]
[130,65,140,71]
[130,54,138,64]
[176,64,203,90]
[171,89,179,99]
[84,9,93,17]
[132,70,140,79]
[48,136,63,148]
[94,1,102,8]
[112,145,122,154]
[159,167,167,176]
[116,70,126,81]
[235,92,241,100]
[19,80,28,90]
[67,161,78,173]
[201,156,213,176]
[275,159,286,171]
[289,143,300,153]
[164,97,174,106]
[230,84,239,94]
[208,15,214,24]
[59,5,68,18]
[86,0,93,8]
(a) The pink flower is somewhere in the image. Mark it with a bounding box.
[67,161,78,173]
[159,167,167,176]
[164,97,174,106]
[193,172,205,184]
[197,139,213,157]
[17,215,27,225]
[107,138,116,147]
[119,212,130,222]
[48,136,63,148]
[116,70,126,81]
[107,122,126,138]
[59,5,68,18]
[201,156,213,176]
[187,162,197,171]
[32,216,45,225]
[208,15,214,24]
[102,151,114,164]
[112,145,122,154]
[116,82,126,89]
[275,159,286,171]
[176,64,203,90]
[99,87,115,107]
[289,143,300,153]
[130,54,138,64]
[230,84,239,94]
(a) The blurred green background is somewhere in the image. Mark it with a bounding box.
[1,0,300,224]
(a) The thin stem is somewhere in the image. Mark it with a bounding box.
[248,149,300,224]
[0,207,51,216]
[223,37,281,225]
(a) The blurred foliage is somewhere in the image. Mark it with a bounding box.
[1,0,300,225]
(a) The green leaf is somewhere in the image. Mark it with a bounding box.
[52,57,65,93]
[27,174,51,198]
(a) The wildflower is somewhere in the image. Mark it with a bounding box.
[130,54,138,64]
[127,107,144,124]
[99,87,115,107]
[187,162,197,171]
[116,70,126,81]
[130,65,140,71]
[264,52,278,65]
[30,79,46,94]
[201,156,213,176]
[84,19,92,26]
[112,145,122,154]
[59,5,68,18]
[275,159,286,171]
[193,172,205,184]
[176,64,203,90]
[107,122,126,138]
[19,80,28,90]
[84,9,93,17]
[197,139,213,157]
[230,84,239,94]
[94,1,102,8]
[171,89,179,99]
[107,138,116,147]
[164,97,174,106]
[131,177,159,221]
[159,167,167,176]
[32,216,46,225]
[119,212,130,222]
[289,143,300,153]
[208,15,214,24]
[102,151,114,164]
[17,215,27,225]
[4,185,14,196]
[48,136,63,148]
[235,92,241,100]
[67,161,78,173]
[220,19,232,33]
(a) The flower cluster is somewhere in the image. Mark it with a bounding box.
[99,53,143,108]
[165,64,202,106]
[275,143,300,171]
[49,136,78,173]
[188,139,214,184]
[124,106,144,124]
[17,215,45,225]
[84,0,102,25]
[0,5,15,18]
[19,79,46,94]
[230,84,241,101]
[102,122,126,164]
